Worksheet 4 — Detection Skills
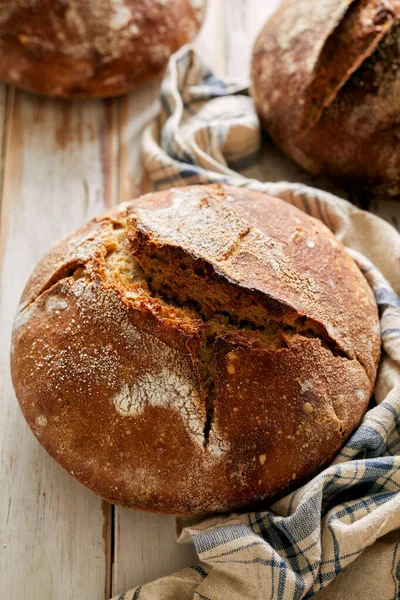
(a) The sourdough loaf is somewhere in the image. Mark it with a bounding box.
[251,0,400,197]
[11,184,380,515]
[0,0,205,98]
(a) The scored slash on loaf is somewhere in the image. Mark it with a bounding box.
[11,185,380,515]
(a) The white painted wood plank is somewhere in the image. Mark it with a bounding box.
[195,0,227,74]
[225,0,281,79]
[118,79,161,203]
[112,511,198,594]
[0,90,119,599]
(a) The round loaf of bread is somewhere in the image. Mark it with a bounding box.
[0,0,205,98]
[11,184,380,515]
[251,0,400,197]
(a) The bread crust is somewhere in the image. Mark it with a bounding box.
[11,185,380,515]
[0,0,205,98]
[251,0,400,195]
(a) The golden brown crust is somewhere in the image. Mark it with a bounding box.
[0,0,205,98]
[11,184,380,515]
[251,0,400,195]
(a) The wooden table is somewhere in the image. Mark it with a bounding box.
[1,2,398,598]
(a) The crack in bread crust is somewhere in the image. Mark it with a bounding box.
[301,0,398,131]
[97,209,367,446]
[19,263,87,313]
[102,219,287,447]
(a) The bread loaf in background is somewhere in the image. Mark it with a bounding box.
[0,0,205,98]
[11,184,380,515]
[251,0,400,197]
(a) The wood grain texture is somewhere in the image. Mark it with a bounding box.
[225,0,280,78]
[112,512,198,594]
[118,79,161,203]
[0,92,119,599]
[196,0,227,74]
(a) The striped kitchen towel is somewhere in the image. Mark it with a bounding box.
[112,46,400,600]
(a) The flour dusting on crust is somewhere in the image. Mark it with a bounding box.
[109,0,132,30]
[13,302,38,332]
[113,368,204,445]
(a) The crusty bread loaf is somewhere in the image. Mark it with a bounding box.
[11,184,380,515]
[251,0,400,197]
[0,0,205,98]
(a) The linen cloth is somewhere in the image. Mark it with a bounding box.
[112,47,400,600]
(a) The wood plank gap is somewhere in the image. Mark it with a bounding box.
[102,500,113,600]
[109,503,116,599]
[0,91,116,599]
